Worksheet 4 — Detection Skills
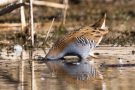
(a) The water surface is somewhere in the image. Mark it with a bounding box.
[0,46,135,90]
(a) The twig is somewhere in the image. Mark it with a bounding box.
[0,40,10,45]
[0,23,21,27]
[20,0,26,30]
[0,0,17,6]
[30,0,34,46]
[33,0,69,9]
[19,0,26,90]
[0,2,26,16]
[62,0,68,26]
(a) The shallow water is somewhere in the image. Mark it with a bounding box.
[0,46,135,90]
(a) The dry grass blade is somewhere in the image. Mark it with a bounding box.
[45,18,55,41]
[42,18,55,55]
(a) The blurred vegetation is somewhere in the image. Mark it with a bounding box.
[0,0,135,48]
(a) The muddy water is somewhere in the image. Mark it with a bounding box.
[0,46,135,90]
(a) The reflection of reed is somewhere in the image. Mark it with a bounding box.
[29,0,37,90]
[31,60,37,90]
[102,80,107,90]
[19,59,24,90]
[101,63,135,67]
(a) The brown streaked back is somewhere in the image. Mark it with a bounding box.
[46,13,109,60]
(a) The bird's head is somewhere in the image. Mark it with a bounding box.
[91,13,109,35]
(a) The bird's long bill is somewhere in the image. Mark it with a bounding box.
[92,13,107,30]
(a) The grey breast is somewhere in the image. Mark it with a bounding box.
[62,36,96,58]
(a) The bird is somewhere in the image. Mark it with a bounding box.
[45,14,109,64]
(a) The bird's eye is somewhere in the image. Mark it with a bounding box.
[99,29,105,31]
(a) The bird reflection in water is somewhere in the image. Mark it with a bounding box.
[44,58,106,90]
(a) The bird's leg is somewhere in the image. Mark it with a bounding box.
[71,55,83,65]
[89,52,98,58]
[64,55,82,65]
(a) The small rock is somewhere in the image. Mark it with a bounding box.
[132,50,135,55]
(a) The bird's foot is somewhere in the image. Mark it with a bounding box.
[89,52,99,59]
